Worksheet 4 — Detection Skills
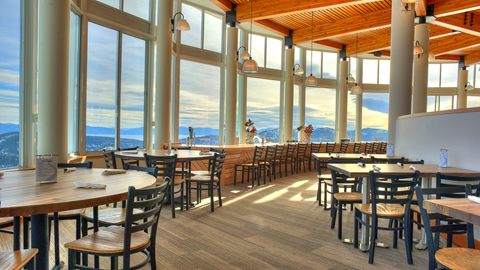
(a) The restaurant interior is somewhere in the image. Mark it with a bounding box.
[1,0,480,269]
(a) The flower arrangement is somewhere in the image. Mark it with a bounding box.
[296,125,304,132]
[304,124,314,134]
[245,119,257,134]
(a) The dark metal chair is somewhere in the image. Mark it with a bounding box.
[339,142,348,153]
[354,170,420,264]
[259,146,275,183]
[325,142,336,153]
[283,144,296,176]
[103,149,117,169]
[372,142,380,153]
[306,142,321,172]
[294,143,308,173]
[371,156,404,164]
[117,146,140,168]
[272,145,285,179]
[365,142,372,153]
[234,146,264,187]
[175,146,192,179]
[186,152,227,212]
[66,180,169,270]
[353,142,361,153]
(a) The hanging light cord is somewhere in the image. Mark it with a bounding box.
[249,0,253,56]
[310,11,313,74]
[355,33,358,86]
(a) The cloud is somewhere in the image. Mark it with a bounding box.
[0,97,19,124]
[0,69,20,87]
[0,90,19,97]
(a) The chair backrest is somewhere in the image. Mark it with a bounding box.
[353,143,361,153]
[208,148,226,171]
[58,162,93,169]
[117,146,139,151]
[436,173,480,199]
[117,147,140,168]
[414,186,470,270]
[296,143,308,158]
[285,144,296,158]
[144,154,177,185]
[388,159,424,165]
[370,171,420,215]
[176,147,191,150]
[123,180,169,269]
[372,142,379,152]
[325,143,336,153]
[379,142,387,153]
[103,150,117,169]
[252,146,264,164]
[365,142,372,153]
[210,152,227,179]
[123,163,159,179]
[310,142,321,154]
[264,146,275,162]
[371,156,404,164]
[274,145,284,162]
[339,143,348,153]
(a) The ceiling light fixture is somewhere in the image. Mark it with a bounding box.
[465,82,475,91]
[346,73,355,83]
[242,0,259,74]
[401,0,418,11]
[171,12,190,32]
[350,33,362,95]
[236,46,250,61]
[293,64,304,75]
[413,41,424,58]
[428,51,435,61]
[305,11,317,87]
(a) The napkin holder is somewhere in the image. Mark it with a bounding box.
[439,149,448,168]
[35,154,58,184]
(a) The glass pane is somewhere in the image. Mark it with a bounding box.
[362,93,389,141]
[439,96,452,110]
[97,0,121,9]
[86,23,119,151]
[306,50,321,78]
[322,52,337,79]
[0,0,21,168]
[305,88,336,142]
[349,57,357,81]
[467,96,480,108]
[347,95,356,141]
[124,0,150,20]
[203,12,222,53]
[428,64,440,87]
[441,63,458,87]
[68,11,81,153]
[266,37,282,70]
[476,65,480,89]
[427,96,436,112]
[363,59,378,84]
[249,34,265,68]
[179,60,220,145]
[120,34,146,148]
[467,65,474,87]
[293,85,299,139]
[181,4,202,48]
[378,60,390,84]
[247,78,280,143]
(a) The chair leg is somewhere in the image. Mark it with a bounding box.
[180,182,184,212]
[149,243,157,270]
[393,219,398,249]
[279,162,282,178]
[210,183,214,212]
[257,168,261,187]
[23,217,29,249]
[268,166,272,182]
[54,213,60,266]
[338,202,343,239]
[323,184,328,210]
[111,256,118,269]
[234,166,237,185]
[217,185,222,207]
[330,202,337,230]
[68,249,75,270]
[171,183,175,218]
[273,163,276,180]
[354,209,359,249]
[81,218,88,266]
[263,166,266,184]
[369,217,377,264]
[404,214,413,264]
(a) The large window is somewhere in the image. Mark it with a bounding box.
[428,64,440,87]
[347,95,356,141]
[181,4,223,53]
[362,59,390,84]
[247,78,280,143]
[179,60,220,145]
[305,50,337,79]
[362,93,389,141]
[86,23,146,151]
[305,88,336,142]
[68,11,81,153]
[468,96,480,108]
[428,63,458,87]
[322,52,337,79]
[266,37,282,70]
[247,35,283,70]
[0,0,21,168]
[306,50,321,78]
[293,85,299,139]
[203,11,222,53]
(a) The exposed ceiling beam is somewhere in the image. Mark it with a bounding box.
[313,40,344,50]
[430,13,480,38]
[208,0,233,12]
[292,9,391,44]
[429,0,480,18]
[415,0,427,17]
[429,33,480,56]
[435,55,462,61]
[345,25,454,56]
[235,0,383,23]
[253,19,290,36]
[464,50,480,66]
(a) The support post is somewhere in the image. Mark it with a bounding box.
[458,68,468,109]
[284,47,294,141]
[412,23,430,114]
[356,93,363,142]
[225,26,238,145]
[338,60,348,140]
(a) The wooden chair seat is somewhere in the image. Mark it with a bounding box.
[241,163,258,167]
[324,180,355,187]
[259,161,269,165]
[81,208,143,226]
[317,174,331,180]
[435,247,480,270]
[191,170,210,175]
[0,249,38,270]
[0,217,14,226]
[65,226,149,254]
[334,192,363,202]
[354,203,405,217]
[185,175,219,182]
[394,194,417,202]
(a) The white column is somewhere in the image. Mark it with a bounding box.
[299,85,306,141]
[225,26,238,145]
[338,60,348,140]
[458,69,468,109]
[154,0,174,148]
[356,93,363,142]
[37,0,70,162]
[284,48,294,141]
[412,23,430,114]
[388,0,415,145]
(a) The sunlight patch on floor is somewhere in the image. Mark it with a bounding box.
[253,180,309,204]
[222,185,274,206]
[289,192,317,202]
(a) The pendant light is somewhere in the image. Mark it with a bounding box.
[428,51,435,61]
[413,41,424,58]
[242,0,259,74]
[305,11,317,87]
[350,33,362,95]
[171,12,190,32]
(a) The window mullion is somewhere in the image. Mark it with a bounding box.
[115,33,123,149]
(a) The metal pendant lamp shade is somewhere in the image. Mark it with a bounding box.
[347,73,356,83]
[305,74,317,87]
[175,19,190,31]
[401,0,418,3]
[243,58,259,73]
[239,51,251,60]
[350,84,362,95]
[295,67,305,75]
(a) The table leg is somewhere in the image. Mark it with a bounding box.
[467,223,475,249]
[360,176,370,252]
[31,213,49,270]
[416,177,431,250]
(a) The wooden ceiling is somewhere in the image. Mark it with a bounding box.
[209,0,480,65]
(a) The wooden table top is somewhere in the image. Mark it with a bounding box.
[115,149,214,161]
[0,169,156,217]
[423,198,480,226]
[312,153,402,160]
[327,164,480,178]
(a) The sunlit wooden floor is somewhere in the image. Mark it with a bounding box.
[0,169,435,269]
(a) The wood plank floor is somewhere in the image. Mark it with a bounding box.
[0,169,436,269]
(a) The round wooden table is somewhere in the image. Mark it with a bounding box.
[0,169,155,270]
[114,149,214,162]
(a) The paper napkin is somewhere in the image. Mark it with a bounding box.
[74,182,106,189]
[102,170,127,176]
